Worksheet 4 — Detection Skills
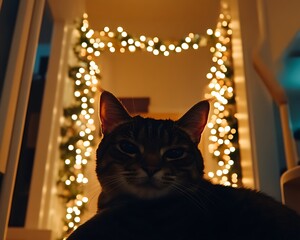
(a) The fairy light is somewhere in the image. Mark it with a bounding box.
[74,16,208,57]
[59,13,99,239]
[205,4,241,187]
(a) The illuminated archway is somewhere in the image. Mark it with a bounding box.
[59,4,241,238]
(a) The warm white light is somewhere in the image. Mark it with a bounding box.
[128,38,134,44]
[207,29,213,35]
[148,40,154,46]
[153,37,159,43]
[140,35,146,42]
[168,44,175,51]
[175,47,182,53]
[65,159,71,165]
[129,45,136,52]
[181,43,189,50]
[193,44,199,49]
[153,49,159,55]
[160,45,166,51]
[147,46,153,52]
[185,37,191,43]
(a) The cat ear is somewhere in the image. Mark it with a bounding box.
[99,91,131,135]
[176,100,210,143]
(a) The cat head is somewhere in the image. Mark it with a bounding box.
[97,91,210,202]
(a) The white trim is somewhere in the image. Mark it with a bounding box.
[0,0,43,239]
[25,21,70,234]
[0,0,34,173]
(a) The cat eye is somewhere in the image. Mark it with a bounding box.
[163,148,187,161]
[118,140,140,156]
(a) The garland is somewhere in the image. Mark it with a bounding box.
[58,18,100,238]
[205,6,242,186]
[76,13,210,57]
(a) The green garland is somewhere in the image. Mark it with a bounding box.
[58,18,100,238]
[206,8,242,186]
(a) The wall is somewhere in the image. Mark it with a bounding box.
[229,0,300,200]
[87,0,221,115]
[98,48,212,114]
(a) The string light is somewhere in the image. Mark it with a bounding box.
[74,14,208,57]
[58,14,100,239]
[205,4,241,187]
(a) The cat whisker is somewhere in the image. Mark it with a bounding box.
[186,181,220,206]
[171,183,210,214]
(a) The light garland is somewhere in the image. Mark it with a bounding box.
[205,4,242,187]
[58,19,100,238]
[59,4,241,239]
[76,13,209,57]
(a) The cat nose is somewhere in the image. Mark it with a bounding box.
[142,166,160,177]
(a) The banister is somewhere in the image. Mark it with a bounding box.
[252,48,298,170]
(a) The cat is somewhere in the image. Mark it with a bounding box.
[67,91,300,240]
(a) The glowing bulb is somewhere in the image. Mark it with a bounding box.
[224,149,231,155]
[128,38,134,44]
[207,29,213,35]
[215,31,221,37]
[181,43,189,50]
[214,150,220,156]
[153,49,159,55]
[148,40,154,46]
[87,47,93,53]
[140,35,146,41]
[168,44,175,50]
[185,37,191,43]
[160,45,166,51]
[153,37,159,43]
[193,44,199,49]
[65,159,71,165]
[206,73,213,79]
[68,222,74,228]
[216,170,223,176]
[147,46,153,52]
[68,145,74,151]
[175,47,182,53]
[65,180,71,185]
[208,172,214,178]
[135,41,141,47]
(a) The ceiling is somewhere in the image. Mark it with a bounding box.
[85,0,221,38]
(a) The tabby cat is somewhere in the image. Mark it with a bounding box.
[68,91,300,240]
